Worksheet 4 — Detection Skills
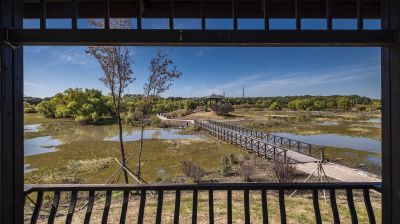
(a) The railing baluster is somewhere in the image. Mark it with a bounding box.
[261,190,269,224]
[363,189,376,224]
[244,189,250,224]
[120,190,129,224]
[233,0,238,30]
[48,191,60,224]
[105,0,110,29]
[192,190,198,224]
[201,0,205,31]
[209,190,214,224]
[156,190,164,224]
[279,189,287,224]
[329,189,340,224]
[326,0,332,30]
[227,189,232,224]
[101,190,112,224]
[312,189,322,224]
[174,190,181,224]
[137,0,142,29]
[84,191,95,224]
[66,191,78,224]
[30,191,43,224]
[295,0,300,30]
[169,0,174,30]
[357,0,363,30]
[137,190,146,224]
[72,0,78,30]
[40,0,46,30]
[346,189,358,224]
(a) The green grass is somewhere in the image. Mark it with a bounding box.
[25,138,247,184]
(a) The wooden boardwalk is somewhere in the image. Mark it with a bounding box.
[195,120,381,182]
[195,120,322,164]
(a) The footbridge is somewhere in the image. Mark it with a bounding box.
[194,120,323,164]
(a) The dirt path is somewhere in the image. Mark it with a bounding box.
[157,114,195,123]
[296,162,381,182]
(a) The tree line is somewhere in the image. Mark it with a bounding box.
[25,93,380,122]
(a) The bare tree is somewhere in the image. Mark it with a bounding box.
[86,46,134,183]
[137,50,182,177]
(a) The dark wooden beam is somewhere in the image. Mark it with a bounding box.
[22,0,382,19]
[0,0,24,223]
[382,0,400,223]
[7,29,392,46]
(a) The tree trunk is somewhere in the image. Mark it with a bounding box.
[137,116,145,178]
[117,113,129,184]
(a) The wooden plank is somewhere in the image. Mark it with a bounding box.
[174,190,181,224]
[209,190,214,224]
[227,189,232,224]
[65,191,78,224]
[261,190,268,224]
[30,191,43,224]
[192,190,198,224]
[244,189,250,224]
[329,189,340,224]
[312,189,322,224]
[84,191,95,224]
[279,189,286,224]
[101,190,112,224]
[346,189,358,224]
[363,189,376,224]
[156,190,163,224]
[381,0,400,222]
[48,191,60,224]
[8,29,392,47]
[1,1,24,223]
[137,190,146,224]
[120,190,129,224]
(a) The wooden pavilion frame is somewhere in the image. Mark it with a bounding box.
[0,0,399,223]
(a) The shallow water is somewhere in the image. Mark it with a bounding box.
[105,129,203,141]
[24,136,61,156]
[272,132,381,153]
[24,124,41,132]
[319,121,339,126]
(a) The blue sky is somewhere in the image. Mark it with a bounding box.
[24,46,381,99]
[23,18,381,99]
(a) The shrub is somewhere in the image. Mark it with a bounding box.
[210,103,234,115]
[228,153,237,165]
[219,156,232,176]
[271,160,296,183]
[236,154,256,182]
[181,160,205,183]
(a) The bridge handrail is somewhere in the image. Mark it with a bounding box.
[203,120,325,160]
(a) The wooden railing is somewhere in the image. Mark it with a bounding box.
[24,182,381,224]
[195,120,322,163]
[203,120,325,160]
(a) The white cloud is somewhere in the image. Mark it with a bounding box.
[51,48,95,66]
[184,64,380,97]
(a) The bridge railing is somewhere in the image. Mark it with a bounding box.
[205,120,325,161]
[195,120,301,163]
[24,182,381,224]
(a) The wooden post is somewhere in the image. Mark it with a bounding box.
[1,0,24,223]
[382,0,400,222]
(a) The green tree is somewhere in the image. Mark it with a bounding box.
[269,101,281,111]
[337,97,352,111]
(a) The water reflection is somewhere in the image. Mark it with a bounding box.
[24,124,41,132]
[24,136,61,156]
[272,132,381,153]
[105,129,202,142]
